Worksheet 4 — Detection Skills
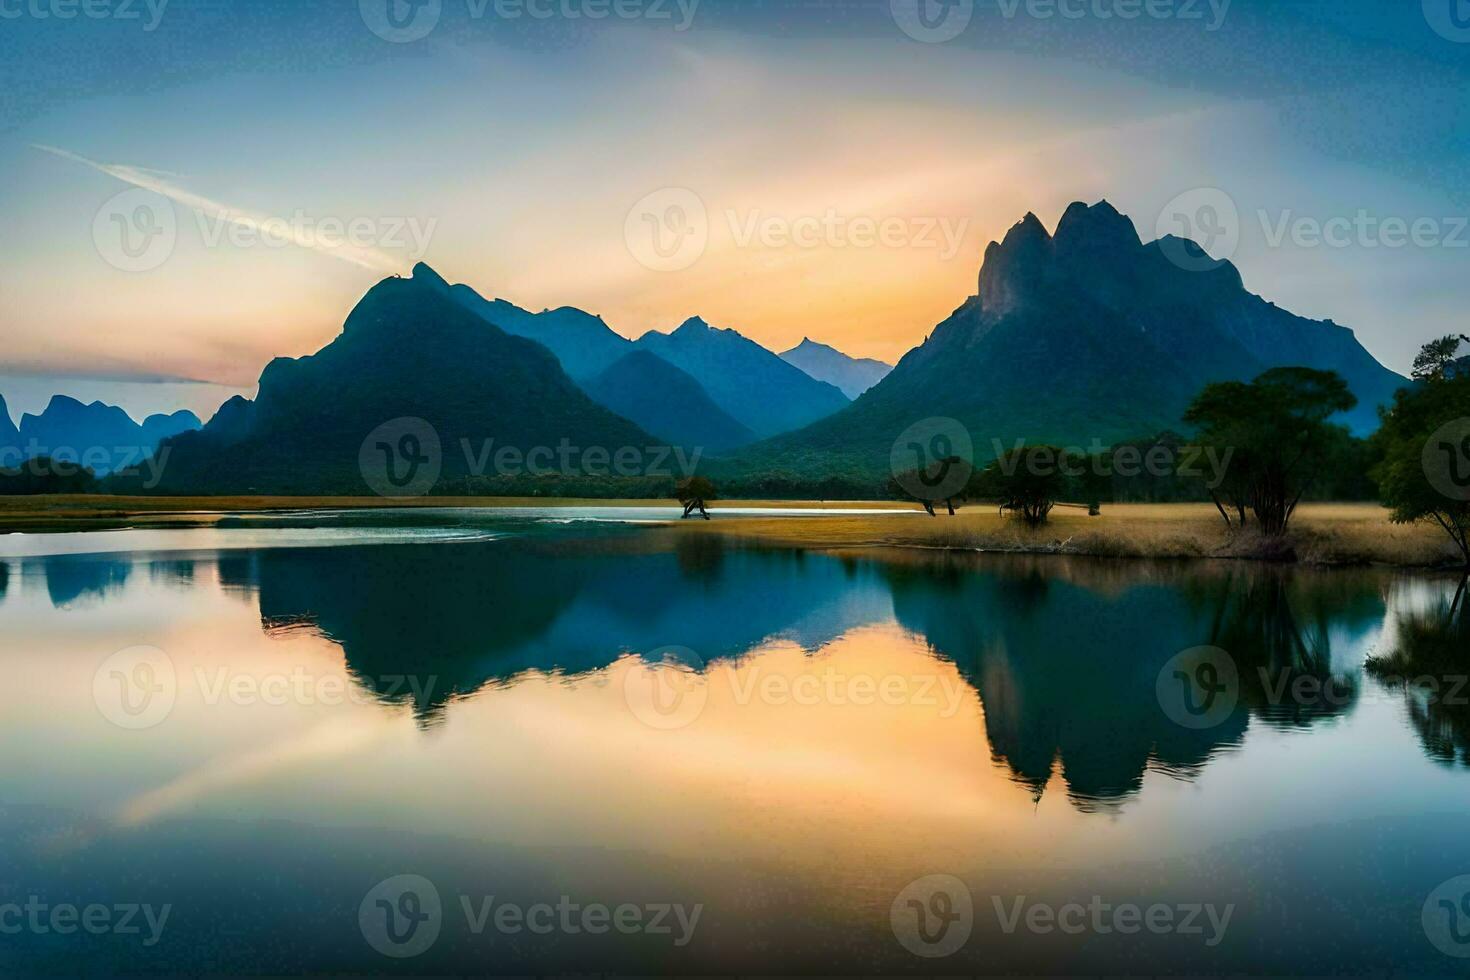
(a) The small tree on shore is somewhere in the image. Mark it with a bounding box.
[971,445,1073,527]
[1374,336,1470,568]
[1184,368,1357,537]
[886,456,973,516]
[675,476,717,520]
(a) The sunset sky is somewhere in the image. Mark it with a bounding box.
[1,0,1467,421]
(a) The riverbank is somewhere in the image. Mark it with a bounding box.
[675,502,1460,568]
[0,496,1457,568]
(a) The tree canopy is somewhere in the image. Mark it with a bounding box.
[1184,367,1357,537]
[1374,337,1470,567]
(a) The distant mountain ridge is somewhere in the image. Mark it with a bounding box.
[449,284,850,444]
[724,200,1408,482]
[2,394,199,474]
[636,317,850,438]
[582,350,757,452]
[779,338,892,399]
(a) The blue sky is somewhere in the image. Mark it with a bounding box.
[1,0,1467,423]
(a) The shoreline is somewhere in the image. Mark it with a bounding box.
[0,496,1461,570]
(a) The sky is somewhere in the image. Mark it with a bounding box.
[1,0,1467,424]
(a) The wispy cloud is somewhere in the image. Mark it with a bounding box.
[33,144,406,274]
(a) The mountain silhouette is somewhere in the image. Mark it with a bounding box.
[0,394,20,462]
[730,201,1407,479]
[636,317,850,438]
[780,338,892,399]
[450,285,633,381]
[582,350,757,452]
[151,263,657,493]
[11,395,199,474]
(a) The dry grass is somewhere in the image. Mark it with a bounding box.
[0,495,1457,568]
[677,502,1463,569]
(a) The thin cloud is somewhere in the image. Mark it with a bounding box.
[33,144,406,274]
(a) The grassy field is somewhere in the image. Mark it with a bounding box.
[0,495,1458,567]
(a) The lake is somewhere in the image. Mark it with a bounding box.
[2,509,1469,975]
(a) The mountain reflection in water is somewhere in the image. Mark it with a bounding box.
[22,529,1454,810]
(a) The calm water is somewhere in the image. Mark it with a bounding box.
[2,511,1469,975]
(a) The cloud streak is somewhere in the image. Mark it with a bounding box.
[33,144,407,274]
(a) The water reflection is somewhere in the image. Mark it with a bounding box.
[1367,577,1470,768]
[19,532,1464,804]
[38,555,132,608]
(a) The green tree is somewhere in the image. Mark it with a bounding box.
[1373,337,1470,567]
[675,475,718,520]
[1184,367,1357,537]
[886,456,974,516]
[1412,334,1470,382]
[971,445,1073,527]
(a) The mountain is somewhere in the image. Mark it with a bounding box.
[15,396,200,474]
[0,394,20,462]
[449,285,632,381]
[150,263,657,494]
[636,317,850,438]
[780,339,892,399]
[726,201,1407,482]
[582,350,757,453]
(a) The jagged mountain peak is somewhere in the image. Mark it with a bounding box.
[1054,199,1142,252]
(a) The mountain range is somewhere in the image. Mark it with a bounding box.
[0,394,200,474]
[726,200,1407,483]
[89,200,1411,497]
[779,339,891,399]
[450,286,853,443]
